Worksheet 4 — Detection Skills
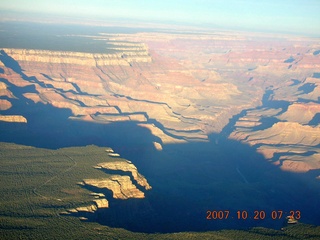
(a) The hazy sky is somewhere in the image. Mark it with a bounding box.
[1,0,319,35]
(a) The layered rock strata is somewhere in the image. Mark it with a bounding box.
[66,149,149,215]
[83,175,145,199]
[2,47,151,66]
[229,77,320,174]
[1,30,319,174]
[96,161,152,190]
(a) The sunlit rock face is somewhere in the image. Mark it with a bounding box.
[0,115,27,123]
[65,150,151,216]
[2,47,151,66]
[83,175,145,199]
[1,28,319,173]
[229,76,320,173]
[96,161,152,190]
[85,159,152,200]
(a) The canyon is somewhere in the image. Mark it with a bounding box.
[0,21,320,235]
[0,26,319,175]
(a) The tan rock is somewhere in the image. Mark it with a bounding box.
[231,122,320,146]
[108,153,120,157]
[93,198,109,208]
[75,204,97,213]
[90,192,105,198]
[0,115,27,123]
[83,175,145,199]
[279,153,320,173]
[153,141,163,151]
[0,82,7,90]
[138,123,186,144]
[0,99,12,110]
[97,161,151,190]
[67,209,78,213]
[3,48,151,66]
[278,103,320,124]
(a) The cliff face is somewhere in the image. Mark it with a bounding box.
[0,39,252,144]
[232,122,320,146]
[96,161,152,190]
[65,149,150,216]
[1,30,319,173]
[277,103,320,124]
[229,85,320,174]
[82,150,151,200]
[2,47,151,66]
[83,175,145,199]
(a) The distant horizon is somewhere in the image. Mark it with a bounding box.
[0,0,320,37]
[0,11,319,39]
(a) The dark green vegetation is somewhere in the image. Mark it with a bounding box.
[1,142,319,239]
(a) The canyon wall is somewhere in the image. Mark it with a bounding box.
[65,149,151,216]
[1,31,319,174]
[3,47,151,66]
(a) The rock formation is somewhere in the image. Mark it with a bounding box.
[0,115,27,123]
[231,122,320,146]
[0,99,12,110]
[96,160,152,190]
[93,198,109,208]
[153,141,163,151]
[66,198,108,214]
[83,151,151,201]
[277,103,320,124]
[64,150,148,217]
[83,175,145,199]
[229,76,320,174]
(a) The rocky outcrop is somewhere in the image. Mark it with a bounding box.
[277,153,320,173]
[0,115,27,123]
[0,99,12,110]
[138,123,187,144]
[153,141,163,151]
[79,151,150,213]
[66,198,109,214]
[96,161,152,190]
[74,204,97,213]
[83,175,145,199]
[0,81,14,99]
[93,198,109,208]
[0,81,7,90]
[65,154,147,216]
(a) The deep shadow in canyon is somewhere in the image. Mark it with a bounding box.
[1,52,320,233]
[1,84,320,233]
